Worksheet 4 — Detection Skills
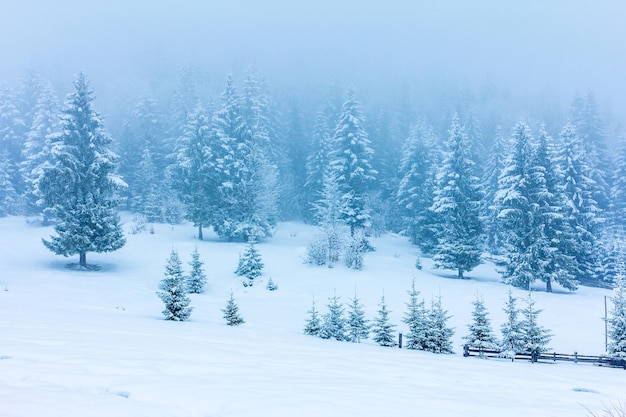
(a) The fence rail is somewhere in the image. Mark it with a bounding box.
[462,345,626,369]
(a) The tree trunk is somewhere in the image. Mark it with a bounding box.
[198,225,203,241]
[79,252,87,268]
[546,278,552,293]
[458,268,464,279]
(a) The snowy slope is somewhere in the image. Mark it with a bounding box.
[0,215,623,417]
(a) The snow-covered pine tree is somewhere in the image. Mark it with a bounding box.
[346,290,369,342]
[222,290,245,326]
[37,73,125,268]
[344,230,366,270]
[402,279,428,350]
[608,270,626,358]
[303,296,322,336]
[372,294,397,347]
[320,291,347,341]
[520,292,551,361]
[555,122,601,286]
[611,131,626,226]
[481,126,508,255]
[187,246,207,294]
[424,296,455,354]
[500,290,525,358]
[176,105,215,240]
[396,119,440,252]
[310,167,346,266]
[265,276,278,291]
[463,294,498,355]
[0,151,19,217]
[135,148,162,222]
[0,85,26,215]
[235,242,264,286]
[430,114,483,279]
[330,88,377,236]
[304,109,335,222]
[157,250,193,321]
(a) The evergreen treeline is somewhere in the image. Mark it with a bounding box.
[1,68,625,289]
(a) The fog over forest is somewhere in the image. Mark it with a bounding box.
[2,1,626,290]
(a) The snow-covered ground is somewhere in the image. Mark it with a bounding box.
[1,215,623,417]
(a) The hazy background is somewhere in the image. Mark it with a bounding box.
[1,0,625,120]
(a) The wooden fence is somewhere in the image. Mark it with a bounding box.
[462,345,626,369]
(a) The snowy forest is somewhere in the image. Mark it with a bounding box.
[1,64,625,293]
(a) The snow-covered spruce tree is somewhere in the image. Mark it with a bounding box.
[222,290,245,326]
[500,290,525,358]
[611,132,626,226]
[423,296,454,354]
[402,279,428,350]
[20,83,59,217]
[176,105,215,240]
[430,114,483,279]
[265,276,278,291]
[344,229,366,270]
[346,290,369,343]
[157,250,193,321]
[187,246,207,294]
[608,271,626,358]
[396,119,440,252]
[135,148,162,222]
[304,109,335,222]
[0,85,26,216]
[235,242,264,286]
[320,291,347,341]
[310,167,346,266]
[555,122,601,286]
[520,292,551,361]
[372,294,397,347]
[330,88,377,236]
[463,294,498,355]
[303,296,322,336]
[481,126,508,255]
[37,73,125,268]
[0,151,19,217]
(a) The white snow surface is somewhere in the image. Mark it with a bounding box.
[1,215,623,417]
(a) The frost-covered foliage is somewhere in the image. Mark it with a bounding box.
[344,230,366,270]
[187,246,207,294]
[423,296,454,354]
[520,292,551,360]
[372,295,397,347]
[430,114,483,279]
[481,127,508,255]
[157,250,192,321]
[222,291,244,326]
[303,296,322,336]
[499,290,525,357]
[608,271,626,358]
[235,242,264,286]
[463,294,498,353]
[346,291,369,342]
[319,292,347,341]
[37,73,125,268]
[402,279,428,350]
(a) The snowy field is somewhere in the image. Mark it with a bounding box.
[1,214,624,417]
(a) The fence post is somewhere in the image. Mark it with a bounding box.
[574,352,578,364]
[553,352,556,362]
[463,344,469,357]
[398,333,402,349]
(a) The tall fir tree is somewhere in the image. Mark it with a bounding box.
[346,290,369,342]
[482,126,508,255]
[463,294,498,354]
[608,270,626,358]
[305,109,334,222]
[330,88,377,236]
[430,114,483,278]
[402,279,428,350]
[372,294,397,347]
[157,250,193,321]
[500,290,525,357]
[37,73,125,268]
[611,131,626,227]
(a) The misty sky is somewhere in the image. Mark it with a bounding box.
[1,1,625,115]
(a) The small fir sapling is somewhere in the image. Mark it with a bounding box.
[423,296,455,354]
[157,250,193,321]
[187,246,207,294]
[521,292,552,362]
[500,290,525,358]
[463,293,498,355]
[608,271,626,358]
[265,276,278,291]
[303,296,322,336]
[346,290,369,342]
[235,242,264,286]
[320,291,347,341]
[222,291,245,326]
[402,279,428,350]
[372,294,397,347]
